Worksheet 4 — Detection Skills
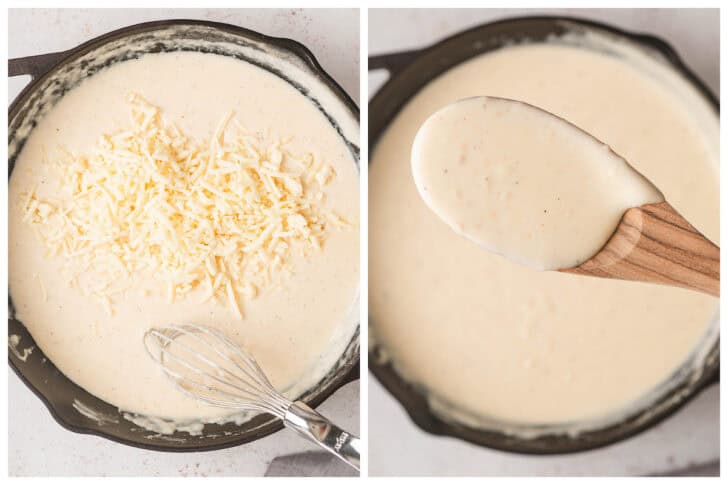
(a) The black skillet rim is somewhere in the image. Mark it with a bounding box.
[8,18,360,453]
[368,15,719,455]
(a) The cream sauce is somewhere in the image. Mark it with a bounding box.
[412,96,664,270]
[9,52,359,427]
[370,41,718,425]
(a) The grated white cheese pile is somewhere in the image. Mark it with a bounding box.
[21,93,350,318]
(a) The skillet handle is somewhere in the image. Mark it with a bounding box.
[709,367,719,385]
[341,359,360,385]
[368,49,421,75]
[696,361,719,391]
[9,51,69,80]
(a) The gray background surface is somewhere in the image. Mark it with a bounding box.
[8,8,360,477]
[368,8,719,477]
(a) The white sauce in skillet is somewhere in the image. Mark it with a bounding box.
[370,41,718,426]
[9,52,359,429]
[412,96,664,270]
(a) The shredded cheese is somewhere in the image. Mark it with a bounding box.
[22,94,350,318]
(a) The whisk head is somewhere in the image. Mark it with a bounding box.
[143,324,291,418]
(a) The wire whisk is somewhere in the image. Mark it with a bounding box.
[144,324,360,470]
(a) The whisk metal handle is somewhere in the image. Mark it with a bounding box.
[284,401,360,471]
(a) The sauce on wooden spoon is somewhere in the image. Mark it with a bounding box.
[412,96,664,270]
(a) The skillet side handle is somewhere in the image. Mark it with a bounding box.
[696,361,719,392]
[341,359,360,385]
[9,51,69,80]
[709,367,719,385]
[368,49,422,75]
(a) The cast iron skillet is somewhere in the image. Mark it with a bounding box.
[8,19,360,452]
[369,16,719,454]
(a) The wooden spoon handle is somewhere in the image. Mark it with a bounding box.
[561,202,719,296]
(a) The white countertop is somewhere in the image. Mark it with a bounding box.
[368,8,719,477]
[8,8,359,477]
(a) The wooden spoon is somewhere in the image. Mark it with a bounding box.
[412,96,719,297]
[561,201,719,296]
